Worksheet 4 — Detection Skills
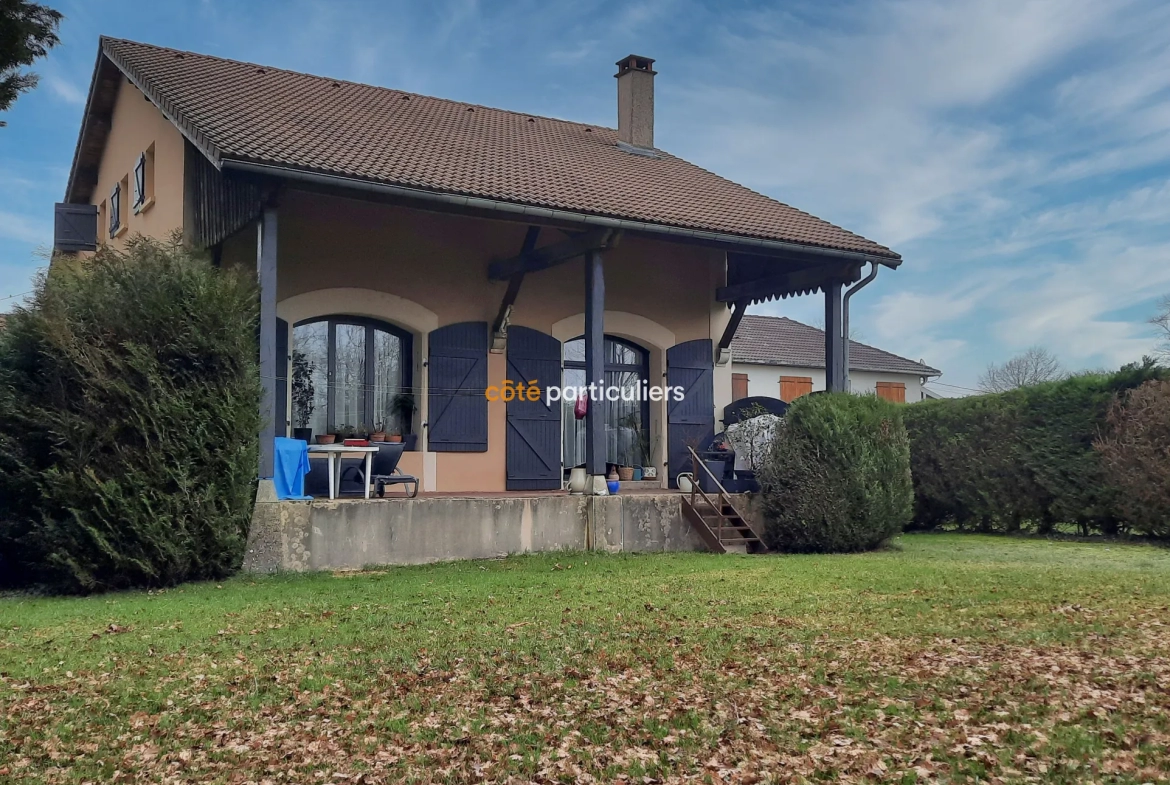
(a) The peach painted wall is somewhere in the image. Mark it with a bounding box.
[89,77,186,247]
[253,189,728,492]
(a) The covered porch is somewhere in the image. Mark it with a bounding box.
[207,168,892,498]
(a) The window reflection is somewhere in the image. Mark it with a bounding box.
[562,336,649,470]
[292,317,412,436]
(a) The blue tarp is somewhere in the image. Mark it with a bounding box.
[274,437,312,500]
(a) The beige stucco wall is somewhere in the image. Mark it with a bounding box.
[89,77,186,247]
[730,361,928,402]
[243,190,728,492]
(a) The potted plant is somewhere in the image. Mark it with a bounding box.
[315,433,336,445]
[291,350,315,443]
[387,426,403,443]
[370,421,387,442]
[642,433,660,480]
[391,392,415,434]
[617,412,639,481]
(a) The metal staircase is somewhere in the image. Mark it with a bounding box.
[680,446,767,554]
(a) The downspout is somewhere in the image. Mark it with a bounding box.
[841,261,880,392]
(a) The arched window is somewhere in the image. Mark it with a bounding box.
[291,317,413,436]
[562,335,649,470]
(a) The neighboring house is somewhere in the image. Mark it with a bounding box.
[55,38,905,497]
[730,315,940,403]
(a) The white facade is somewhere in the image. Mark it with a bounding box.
[730,362,929,403]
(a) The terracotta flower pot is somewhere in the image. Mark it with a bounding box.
[370,432,386,442]
[315,434,337,445]
[388,434,403,443]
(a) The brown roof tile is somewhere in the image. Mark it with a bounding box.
[731,315,940,376]
[97,38,899,260]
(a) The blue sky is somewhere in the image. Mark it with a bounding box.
[3,0,1170,392]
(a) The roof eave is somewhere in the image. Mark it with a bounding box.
[730,357,939,377]
[220,156,902,264]
[63,42,116,203]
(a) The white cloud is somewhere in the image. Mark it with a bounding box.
[44,75,86,106]
[0,211,50,245]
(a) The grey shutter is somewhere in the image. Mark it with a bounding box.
[506,327,562,490]
[275,318,289,438]
[53,203,97,252]
[428,322,489,452]
[666,339,714,488]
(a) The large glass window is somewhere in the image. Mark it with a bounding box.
[562,336,650,470]
[292,317,413,435]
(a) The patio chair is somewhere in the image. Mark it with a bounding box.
[362,441,419,498]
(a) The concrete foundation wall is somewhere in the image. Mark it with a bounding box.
[243,492,747,572]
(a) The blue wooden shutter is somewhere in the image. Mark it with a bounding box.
[666,339,714,488]
[506,326,562,490]
[428,322,489,452]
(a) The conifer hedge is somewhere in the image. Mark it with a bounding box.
[0,237,261,593]
[902,361,1167,536]
[758,393,913,553]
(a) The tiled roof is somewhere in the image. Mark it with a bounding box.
[95,37,898,260]
[731,315,940,376]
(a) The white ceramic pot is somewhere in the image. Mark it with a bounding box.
[568,467,588,494]
[642,466,657,479]
[676,472,694,493]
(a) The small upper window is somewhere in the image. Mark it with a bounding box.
[109,182,122,237]
[132,145,155,213]
[133,154,146,210]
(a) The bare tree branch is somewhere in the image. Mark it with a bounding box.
[978,346,1064,393]
[1150,295,1170,360]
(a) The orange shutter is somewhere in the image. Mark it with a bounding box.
[779,376,813,402]
[731,372,749,401]
[875,381,906,403]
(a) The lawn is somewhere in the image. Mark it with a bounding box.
[2,534,1169,784]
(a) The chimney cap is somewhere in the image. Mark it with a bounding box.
[615,54,657,77]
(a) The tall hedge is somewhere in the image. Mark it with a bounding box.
[0,236,261,593]
[758,393,913,553]
[1094,379,1170,539]
[903,360,1166,535]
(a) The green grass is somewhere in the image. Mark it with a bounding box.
[3,534,1169,783]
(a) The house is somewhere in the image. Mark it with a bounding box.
[730,315,940,403]
[54,38,905,566]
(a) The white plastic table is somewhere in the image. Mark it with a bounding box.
[307,444,379,500]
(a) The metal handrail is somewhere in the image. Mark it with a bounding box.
[687,445,735,544]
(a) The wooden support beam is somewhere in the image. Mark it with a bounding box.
[490,226,541,351]
[824,280,846,393]
[716,262,858,303]
[718,300,748,351]
[257,206,278,479]
[488,227,615,281]
[715,300,747,365]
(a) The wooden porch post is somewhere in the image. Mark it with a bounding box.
[584,249,607,485]
[824,280,846,392]
[257,206,278,479]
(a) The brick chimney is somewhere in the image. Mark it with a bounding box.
[615,55,656,149]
